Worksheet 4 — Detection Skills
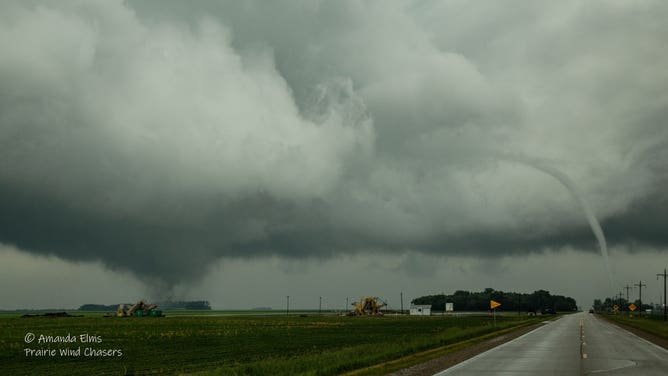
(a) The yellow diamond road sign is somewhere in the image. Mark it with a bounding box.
[629,303,637,311]
[490,300,501,309]
[613,305,619,311]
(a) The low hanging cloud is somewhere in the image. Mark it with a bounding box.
[1,0,667,288]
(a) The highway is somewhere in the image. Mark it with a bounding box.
[434,312,668,375]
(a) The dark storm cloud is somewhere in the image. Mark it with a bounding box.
[1,0,667,287]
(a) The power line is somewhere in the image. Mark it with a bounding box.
[635,281,646,317]
[624,284,634,305]
[658,268,667,322]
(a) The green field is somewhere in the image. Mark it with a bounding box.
[1,312,544,375]
[599,313,668,340]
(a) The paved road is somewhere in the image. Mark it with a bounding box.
[434,312,668,375]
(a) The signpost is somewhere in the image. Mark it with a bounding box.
[490,300,501,327]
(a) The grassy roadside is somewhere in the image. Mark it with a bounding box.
[597,313,668,340]
[340,318,545,376]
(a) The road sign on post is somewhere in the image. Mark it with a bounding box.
[490,300,501,327]
[629,303,637,311]
[613,305,619,311]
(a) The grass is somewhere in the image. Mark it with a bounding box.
[338,321,541,376]
[1,312,544,375]
[599,313,668,340]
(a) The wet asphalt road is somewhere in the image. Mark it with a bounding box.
[433,312,668,375]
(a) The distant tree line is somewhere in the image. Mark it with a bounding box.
[412,288,577,312]
[79,300,212,311]
[159,301,211,310]
[592,297,652,312]
[79,304,118,311]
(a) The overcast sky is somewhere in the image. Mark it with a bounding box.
[1,0,667,310]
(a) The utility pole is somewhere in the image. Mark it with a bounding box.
[286,295,290,316]
[400,292,404,315]
[635,281,646,317]
[517,293,521,316]
[442,291,446,317]
[658,268,667,322]
[319,296,322,315]
[624,284,634,305]
[539,294,542,312]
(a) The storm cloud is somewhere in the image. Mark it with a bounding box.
[1,0,667,289]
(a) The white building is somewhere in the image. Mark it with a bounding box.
[410,304,431,316]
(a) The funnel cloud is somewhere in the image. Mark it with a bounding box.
[501,154,615,293]
[1,1,667,295]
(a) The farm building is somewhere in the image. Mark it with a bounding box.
[410,304,431,316]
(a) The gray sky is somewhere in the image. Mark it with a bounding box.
[1,0,667,309]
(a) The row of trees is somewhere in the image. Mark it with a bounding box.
[160,300,212,310]
[593,298,652,312]
[79,304,119,311]
[412,288,577,312]
[79,300,212,311]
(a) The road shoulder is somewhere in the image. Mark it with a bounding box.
[345,320,548,376]
[597,314,668,350]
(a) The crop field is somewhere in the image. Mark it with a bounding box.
[1,312,543,375]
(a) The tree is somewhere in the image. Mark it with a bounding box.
[412,289,577,312]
